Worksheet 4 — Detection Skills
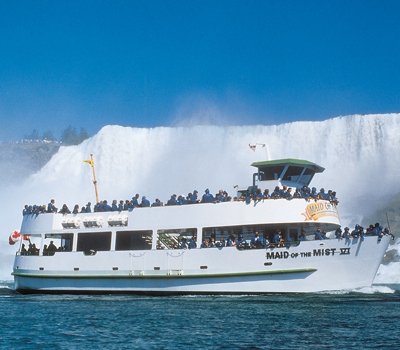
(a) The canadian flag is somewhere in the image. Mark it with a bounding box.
[9,230,21,245]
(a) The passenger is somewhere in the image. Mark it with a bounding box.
[272,231,281,245]
[262,233,269,247]
[166,194,178,206]
[188,235,197,249]
[250,232,261,248]
[28,243,39,255]
[304,186,312,200]
[177,195,186,205]
[331,191,339,205]
[72,204,79,214]
[351,224,360,238]
[47,240,57,255]
[131,194,140,208]
[80,206,86,213]
[22,205,31,216]
[179,237,188,249]
[47,199,58,213]
[215,190,225,203]
[245,191,252,204]
[208,237,216,247]
[118,200,124,211]
[335,227,343,239]
[202,189,215,203]
[223,191,231,202]
[42,244,48,256]
[366,224,375,235]
[93,202,101,212]
[111,200,119,211]
[263,189,270,199]
[278,235,286,247]
[373,223,383,236]
[189,190,199,204]
[226,235,235,247]
[383,228,394,239]
[151,198,163,207]
[237,234,247,248]
[283,188,293,200]
[279,185,288,197]
[293,188,302,199]
[318,188,328,200]
[141,196,150,207]
[85,202,92,213]
[299,230,306,241]
[186,193,193,204]
[217,235,226,248]
[343,227,350,239]
[102,200,112,211]
[254,189,263,202]
[310,187,318,200]
[20,243,27,255]
[314,229,325,240]
[59,204,71,215]
[123,200,131,210]
[270,186,281,199]
[200,239,209,248]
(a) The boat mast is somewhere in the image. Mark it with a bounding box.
[84,154,100,204]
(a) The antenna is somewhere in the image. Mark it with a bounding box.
[249,143,270,160]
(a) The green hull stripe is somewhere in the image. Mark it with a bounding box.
[12,268,316,279]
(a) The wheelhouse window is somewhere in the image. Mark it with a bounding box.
[157,228,197,249]
[115,230,152,251]
[282,166,304,182]
[43,233,73,255]
[77,231,111,252]
[300,168,315,186]
[258,166,285,180]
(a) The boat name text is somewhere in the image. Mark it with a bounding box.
[265,248,351,260]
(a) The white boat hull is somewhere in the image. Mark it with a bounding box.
[13,235,390,294]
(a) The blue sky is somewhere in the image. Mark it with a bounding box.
[0,0,399,140]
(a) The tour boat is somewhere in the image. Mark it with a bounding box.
[11,158,391,294]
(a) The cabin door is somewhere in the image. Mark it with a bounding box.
[167,251,184,274]
[129,252,146,274]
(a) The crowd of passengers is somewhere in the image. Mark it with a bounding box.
[332,223,393,240]
[19,240,60,256]
[253,186,338,204]
[22,185,339,216]
[174,223,393,250]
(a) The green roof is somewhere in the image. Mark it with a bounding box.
[251,158,325,173]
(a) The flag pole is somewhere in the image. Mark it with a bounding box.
[90,154,100,204]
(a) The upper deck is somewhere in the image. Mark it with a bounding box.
[21,198,340,235]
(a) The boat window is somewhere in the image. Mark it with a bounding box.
[282,166,304,182]
[43,233,73,255]
[19,235,41,256]
[77,231,111,252]
[202,225,288,247]
[258,166,285,180]
[157,228,197,249]
[115,230,152,251]
[300,168,315,185]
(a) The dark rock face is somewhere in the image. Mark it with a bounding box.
[0,140,60,184]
